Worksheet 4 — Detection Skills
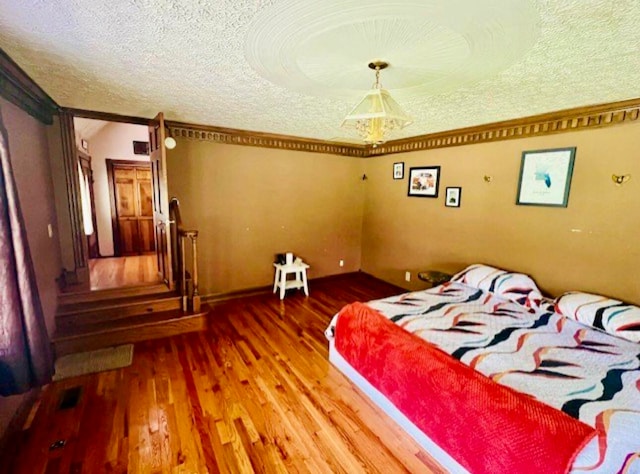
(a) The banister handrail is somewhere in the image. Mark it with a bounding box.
[170,197,198,234]
[169,197,184,232]
[168,197,200,313]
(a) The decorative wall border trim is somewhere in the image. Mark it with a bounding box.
[59,97,640,160]
[0,48,58,124]
[369,98,640,156]
[166,121,367,157]
[165,98,640,158]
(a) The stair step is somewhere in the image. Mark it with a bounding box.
[58,283,170,306]
[53,307,210,356]
[58,291,180,314]
[56,295,183,331]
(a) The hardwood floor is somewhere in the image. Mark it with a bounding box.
[89,254,161,291]
[3,273,445,474]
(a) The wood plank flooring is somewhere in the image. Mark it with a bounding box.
[2,273,445,474]
[89,255,161,291]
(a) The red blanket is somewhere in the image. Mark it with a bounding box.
[334,302,596,474]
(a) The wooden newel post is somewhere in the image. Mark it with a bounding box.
[189,231,200,312]
[169,197,201,314]
[180,233,188,311]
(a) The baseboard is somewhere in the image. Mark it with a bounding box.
[201,272,361,304]
[307,271,362,283]
[0,388,41,464]
[201,271,402,304]
[355,271,408,292]
[202,284,273,304]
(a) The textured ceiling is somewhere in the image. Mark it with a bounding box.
[1,1,639,142]
[74,117,109,141]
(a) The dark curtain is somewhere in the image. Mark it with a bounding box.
[0,109,53,396]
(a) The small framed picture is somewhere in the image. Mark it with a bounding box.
[393,162,404,180]
[81,139,89,151]
[516,147,576,207]
[445,187,461,207]
[407,166,440,198]
[133,140,150,155]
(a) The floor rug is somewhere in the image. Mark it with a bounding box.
[53,344,134,381]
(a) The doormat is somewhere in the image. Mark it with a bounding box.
[53,344,134,381]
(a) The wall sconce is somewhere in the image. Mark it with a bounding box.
[164,127,177,150]
[612,174,630,185]
[483,175,492,183]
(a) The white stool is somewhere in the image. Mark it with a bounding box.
[273,262,310,300]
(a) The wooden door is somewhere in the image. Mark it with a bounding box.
[112,164,155,255]
[114,167,137,254]
[149,112,173,288]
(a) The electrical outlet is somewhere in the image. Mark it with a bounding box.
[405,271,411,282]
[339,260,344,267]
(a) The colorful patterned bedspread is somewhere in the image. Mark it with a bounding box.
[326,282,640,473]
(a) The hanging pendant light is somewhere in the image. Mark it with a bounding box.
[341,61,412,146]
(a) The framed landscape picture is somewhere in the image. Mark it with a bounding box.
[516,147,576,207]
[408,166,440,198]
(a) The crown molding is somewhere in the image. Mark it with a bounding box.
[0,48,58,125]
[165,98,640,158]
[62,98,640,158]
[369,98,640,156]
[63,107,150,125]
[166,121,367,157]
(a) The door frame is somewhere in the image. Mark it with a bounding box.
[106,159,153,257]
[59,108,173,290]
[149,112,174,289]
[78,150,100,258]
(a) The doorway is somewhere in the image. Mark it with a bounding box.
[73,117,162,291]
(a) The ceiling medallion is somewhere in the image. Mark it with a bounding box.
[341,61,412,146]
[244,0,539,99]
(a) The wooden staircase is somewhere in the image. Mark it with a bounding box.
[53,285,209,356]
[54,197,205,356]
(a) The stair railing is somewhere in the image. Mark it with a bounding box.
[169,197,201,312]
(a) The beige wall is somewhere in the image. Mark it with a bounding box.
[82,122,149,256]
[361,123,640,305]
[0,98,61,439]
[167,140,366,295]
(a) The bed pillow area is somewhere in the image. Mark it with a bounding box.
[555,292,640,343]
[451,264,542,309]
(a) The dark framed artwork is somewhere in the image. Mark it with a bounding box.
[133,140,150,155]
[516,147,576,207]
[445,187,461,207]
[393,162,404,180]
[407,166,440,197]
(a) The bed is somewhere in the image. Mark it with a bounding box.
[325,264,640,473]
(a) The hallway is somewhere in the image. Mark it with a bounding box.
[89,255,160,290]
